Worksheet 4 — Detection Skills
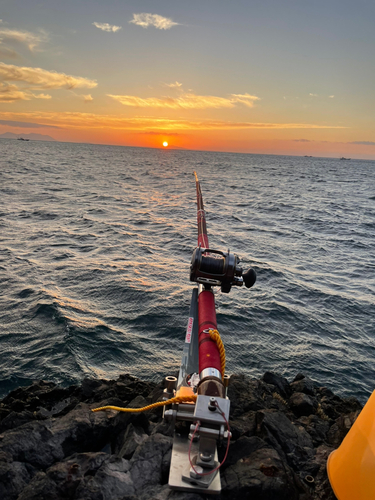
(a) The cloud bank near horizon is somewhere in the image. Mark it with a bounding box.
[0,119,61,129]
[0,110,348,132]
[108,92,260,110]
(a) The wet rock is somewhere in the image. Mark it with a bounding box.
[136,484,205,500]
[117,423,148,459]
[291,375,316,396]
[262,372,292,399]
[222,446,301,500]
[0,456,34,500]
[316,387,362,421]
[18,452,135,500]
[85,455,134,499]
[150,418,175,437]
[309,445,336,500]
[289,392,317,417]
[2,381,76,415]
[296,415,330,447]
[228,375,273,417]
[0,410,35,432]
[130,433,173,492]
[256,410,315,469]
[229,410,257,440]
[0,400,145,469]
[16,471,59,500]
[224,436,268,467]
[327,410,361,448]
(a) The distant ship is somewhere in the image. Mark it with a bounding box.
[17,137,30,141]
[340,157,351,160]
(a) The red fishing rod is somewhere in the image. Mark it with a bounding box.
[191,171,257,397]
[167,172,256,493]
[193,172,225,398]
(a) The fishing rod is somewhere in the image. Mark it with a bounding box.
[166,171,256,493]
[92,172,256,493]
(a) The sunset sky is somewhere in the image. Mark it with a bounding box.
[1,0,375,158]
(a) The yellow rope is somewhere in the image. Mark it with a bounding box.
[91,394,197,413]
[208,328,226,380]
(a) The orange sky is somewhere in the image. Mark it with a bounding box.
[1,1,375,159]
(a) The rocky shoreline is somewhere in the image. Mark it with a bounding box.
[0,372,362,500]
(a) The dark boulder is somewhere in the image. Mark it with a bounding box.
[222,445,303,500]
[117,423,148,459]
[229,410,257,440]
[0,410,35,432]
[223,436,268,467]
[291,375,316,396]
[327,410,361,448]
[262,372,292,399]
[228,375,274,417]
[130,433,173,492]
[289,392,318,417]
[256,410,315,469]
[296,415,330,447]
[0,452,35,500]
[17,452,135,500]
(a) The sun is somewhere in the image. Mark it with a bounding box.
[163,141,168,147]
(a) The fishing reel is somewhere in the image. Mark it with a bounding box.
[190,246,256,293]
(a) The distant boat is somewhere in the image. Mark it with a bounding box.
[17,137,30,141]
[340,157,351,160]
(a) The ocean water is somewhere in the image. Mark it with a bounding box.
[0,139,374,402]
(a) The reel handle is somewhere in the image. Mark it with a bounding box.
[243,268,256,288]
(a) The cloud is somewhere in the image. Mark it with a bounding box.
[309,93,318,97]
[0,111,348,133]
[0,62,97,89]
[0,47,19,59]
[0,27,48,51]
[132,131,183,136]
[130,13,179,30]
[0,83,30,102]
[71,91,94,102]
[92,22,122,33]
[165,81,183,88]
[81,94,93,102]
[348,141,375,146]
[31,93,52,99]
[0,119,61,128]
[329,95,335,98]
[0,84,52,102]
[108,92,260,110]
[230,93,261,107]
[293,139,312,142]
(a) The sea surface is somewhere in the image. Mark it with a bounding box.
[0,139,374,402]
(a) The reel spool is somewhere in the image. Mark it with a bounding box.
[190,246,256,293]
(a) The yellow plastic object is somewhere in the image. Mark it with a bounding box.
[327,390,375,500]
[175,386,195,401]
